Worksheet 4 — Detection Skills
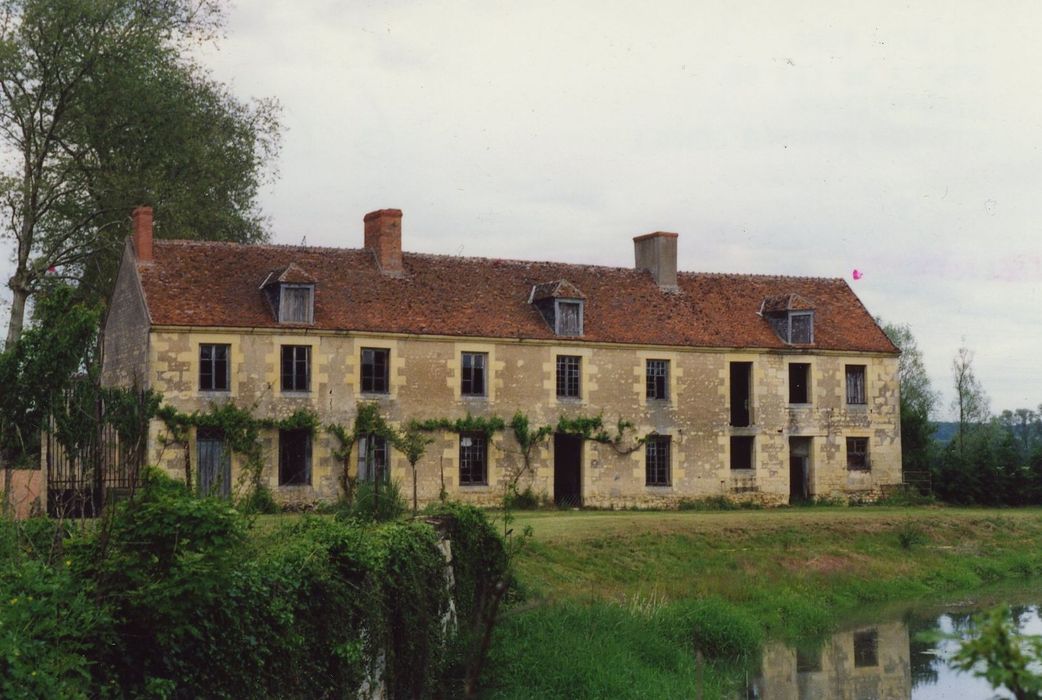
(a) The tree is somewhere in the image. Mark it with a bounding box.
[0,282,99,511]
[394,426,433,515]
[951,345,990,457]
[881,321,937,474]
[0,0,280,347]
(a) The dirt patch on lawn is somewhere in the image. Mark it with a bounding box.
[781,554,858,575]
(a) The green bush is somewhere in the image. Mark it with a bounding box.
[237,482,279,514]
[503,486,541,510]
[338,478,407,522]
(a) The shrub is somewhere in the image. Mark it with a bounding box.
[895,521,929,550]
[237,482,279,514]
[503,486,541,510]
[338,478,407,522]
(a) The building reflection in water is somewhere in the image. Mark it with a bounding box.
[746,622,912,700]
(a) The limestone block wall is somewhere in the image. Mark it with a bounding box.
[136,326,902,508]
[100,243,151,389]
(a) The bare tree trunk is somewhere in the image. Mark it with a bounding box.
[5,284,29,349]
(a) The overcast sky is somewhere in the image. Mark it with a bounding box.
[3,0,1041,418]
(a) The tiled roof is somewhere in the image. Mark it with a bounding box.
[136,241,898,353]
[274,263,316,285]
[531,279,586,301]
[761,293,816,313]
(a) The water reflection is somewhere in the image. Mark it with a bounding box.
[744,603,1041,700]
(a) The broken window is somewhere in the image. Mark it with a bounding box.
[730,361,752,426]
[461,352,487,397]
[731,436,754,470]
[789,312,813,343]
[199,344,230,392]
[281,345,310,392]
[847,437,869,470]
[279,428,311,485]
[853,629,879,668]
[361,348,390,394]
[279,284,314,324]
[846,365,867,405]
[645,435,671,486]
[357,434,389,482]
[556,355,581,398]
[555,300,583,336]
[646,359,669,401]
[789,363,810,404]
[459,432,487,485]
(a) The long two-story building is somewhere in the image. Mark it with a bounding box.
[101,206,901,507]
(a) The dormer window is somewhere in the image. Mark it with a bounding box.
[530,279,586,337]
[761,294,814,345]
[260,263,316,325]
[555,299,583,336]
[279,285,314,324]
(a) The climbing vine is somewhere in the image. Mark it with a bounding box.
[156,402,319,509]
[556,413,649,455]
[407,413,506,435]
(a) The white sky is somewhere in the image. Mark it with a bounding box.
[3,0,1041,419]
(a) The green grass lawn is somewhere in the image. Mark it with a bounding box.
[480,506,1042,698]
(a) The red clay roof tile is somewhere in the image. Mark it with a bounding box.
[136,241,898,354]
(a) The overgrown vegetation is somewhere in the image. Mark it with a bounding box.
[0,473,507,698]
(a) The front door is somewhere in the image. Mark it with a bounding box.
[789,437,811,503]
[554,434,583,506]
[198,428,231,498]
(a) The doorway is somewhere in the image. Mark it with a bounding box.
[554,434,583,506]
[197,428,231,498]
[789,437,812,503]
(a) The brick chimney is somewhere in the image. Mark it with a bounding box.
[132,206,153,263]
[363,209,403,276]
[633,231,678,290]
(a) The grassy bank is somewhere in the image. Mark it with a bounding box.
[481,507,1042,698]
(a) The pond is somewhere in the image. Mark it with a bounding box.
[743,593,1042,700]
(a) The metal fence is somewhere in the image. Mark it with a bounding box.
[44,392,146,518]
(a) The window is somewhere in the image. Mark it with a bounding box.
[847,437,869,471]
[279,429,311,485]
[646,359,669,401]
[281,345,310,392]
[729,361,752,426]
[279,285,314,324]
[199,344,230,392]
[556,355,581,398]
[361,348,390,394]
[357,434,389,482]
[645,435,671,486]
[461,352,487,397]
[555,300,583,336]
[731,436,755,470]
[789,363,810,404]
[789,311,813,343]
[846,365,866,405]
[853,629,879,668]
[459,432,487,485]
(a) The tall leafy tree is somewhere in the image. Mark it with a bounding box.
[0,0,280,347]
[881,321,937,474]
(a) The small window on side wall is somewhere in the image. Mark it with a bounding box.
[846,365,866,405]
[846,437,869,471]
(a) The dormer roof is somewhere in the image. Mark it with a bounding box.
[530,279,586,302]
[760,293,815,314]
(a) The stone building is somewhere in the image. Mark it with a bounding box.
[101,206,901,508]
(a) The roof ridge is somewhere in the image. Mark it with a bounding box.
[153,240,843,281]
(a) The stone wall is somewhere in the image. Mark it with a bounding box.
[135,327,901,508]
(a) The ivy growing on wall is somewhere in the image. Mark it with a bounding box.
[407,413,507,436]
[556,413,648,455]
